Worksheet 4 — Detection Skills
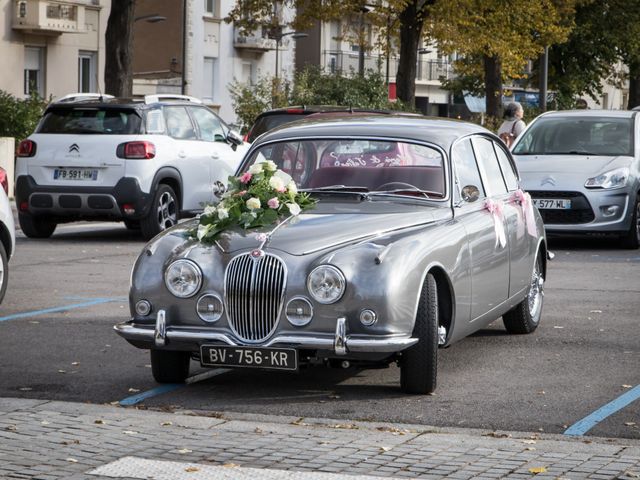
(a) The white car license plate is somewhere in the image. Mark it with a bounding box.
[200,345,298,371]
[533,198,571,210]
[53,168,98,181]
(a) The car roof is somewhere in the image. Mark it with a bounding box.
[45,93,205,111]
[253,113,490,150]
[536,109,637,119]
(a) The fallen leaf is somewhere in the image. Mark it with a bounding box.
[525,447,536,451]
[291,418,308,426]
[623,385,633,389]
[178,448,193,454]
[5,425,17,431]
[482,432,511,438]
[254,427,263,434]
[94,420,105,425]
[185,467,199,473]
[122,430,138,435]
[41,421,49,425]
[553,326,564,329]
[624,422,637,427]
[623,471,640,479]
[128,388,140,393]
[18,387,32,391]
[71,362,80,366]
[58,370,67,374]
[537,391,545,395]
[66,458,78,463]
[160,421,173,426]
[223,463,239,468]
[589,310,602,313]
[376,426,407,435]
[62,440,80,445]
[522,439,537,444]
[328,423,358,429]
[379,446,392,452]
[328,394,341,399]
[529,467,547,474]
[29,320,40,324]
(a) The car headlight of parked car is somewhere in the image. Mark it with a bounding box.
[164,259,202,298]
[585,167,629,189]
[306,265,346,304]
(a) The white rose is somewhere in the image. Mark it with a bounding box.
[274,169,292,185]
[246,197,261,210]
[269,175,286,192]
[204,205,216,216]
[287,202,301,216]
[263,160,277,172]
[217,207,229,219]
[287,181,298,195]
[248,163,263,174]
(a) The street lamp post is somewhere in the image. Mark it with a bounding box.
[272,30,308,84]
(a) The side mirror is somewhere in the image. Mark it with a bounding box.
[461,185,480,203]
[227,130,243,151]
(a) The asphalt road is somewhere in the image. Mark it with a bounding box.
[0,222,638,440]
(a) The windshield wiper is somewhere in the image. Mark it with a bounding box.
[566,150,596,155]
[304,185,370,192]
[370,189,433,199]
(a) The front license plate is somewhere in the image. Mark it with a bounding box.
[200,345,298,371]
[533,198,571,210]
[53,168,98,181]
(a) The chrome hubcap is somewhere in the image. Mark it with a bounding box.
[527,258,543,321]
[156,192,177,231]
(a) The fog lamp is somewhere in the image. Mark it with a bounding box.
[135,300,152,316]
[600,205,620,217]
[359,309,377,326]
[286,297,313,326]
[196,294,223,323]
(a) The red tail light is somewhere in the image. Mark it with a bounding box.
[0,167,7,195]
[117,141,156,159]
[285,108,305,114]
[17,139,36,157]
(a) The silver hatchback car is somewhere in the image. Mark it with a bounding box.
[511,110,640,248]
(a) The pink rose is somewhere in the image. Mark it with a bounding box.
[235,190,247,197]
[268,197,280,209]
[239,172,252,183]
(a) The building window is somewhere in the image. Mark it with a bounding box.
[241,62,254,85]
[203,57,216,103]
[204,0,215,15]
[24,47,44,97]
[78,52,96,93]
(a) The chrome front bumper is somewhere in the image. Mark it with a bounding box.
[114,312,418,355]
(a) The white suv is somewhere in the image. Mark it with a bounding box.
[0,166,16,304]
[15,93,247,240]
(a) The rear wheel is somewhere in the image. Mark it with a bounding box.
[400,273,438,394]
[620,196,640,249]
[503,251,544,334]
[18,213,56,238]
[140,185,178,240]
[150,350,190,383]
[0,241,8,304]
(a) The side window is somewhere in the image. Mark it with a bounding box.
[145,109,165,134]
[451,138,485,200]
[494,142,519,191]
[472,137,508,196]
[163,106,197,140]
[190,107,226,142]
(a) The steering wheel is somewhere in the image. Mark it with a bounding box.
[376,182,420,191]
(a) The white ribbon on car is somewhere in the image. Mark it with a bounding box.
[484,199,507,248]
[510,189,537,238]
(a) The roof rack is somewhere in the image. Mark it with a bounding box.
[54,93,115,104]
[144,94,202,105]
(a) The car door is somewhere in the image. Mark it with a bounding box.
[452,136,510,323]
[189,106,239,191]
[163,106,211,210]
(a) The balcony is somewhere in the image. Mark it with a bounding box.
[12,0,86,35]
[233,27,276,52]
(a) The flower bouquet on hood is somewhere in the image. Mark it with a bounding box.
[194,160,316,245]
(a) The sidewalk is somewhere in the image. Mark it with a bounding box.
[1,397,639,480]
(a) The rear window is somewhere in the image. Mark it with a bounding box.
[513,116,634,156]
[247,113,307,142]
[37,108,142,134]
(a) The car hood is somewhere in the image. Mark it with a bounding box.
[199,207,443,256]
[514,154,631,175]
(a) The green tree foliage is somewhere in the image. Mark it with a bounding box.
[0,91,48,143]
[429,0,575,117]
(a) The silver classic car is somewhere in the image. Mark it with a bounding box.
[115,115,548,394]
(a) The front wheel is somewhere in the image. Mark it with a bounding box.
[620,196,639,249]
[400,273,438,394]
[0,241,8,304]
[503,251,544,334]
[150,350,190,383]
[18,213,56,238]
[140,185,178,240]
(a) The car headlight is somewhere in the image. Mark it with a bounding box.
[164,259,202,298]
[585,167,629,189]
[307,265,346,304]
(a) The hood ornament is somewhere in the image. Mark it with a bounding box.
[250,249,265,259]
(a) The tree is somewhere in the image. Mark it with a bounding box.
[104,0,136,97]
[225,0,435,107]
[429,0,574,117]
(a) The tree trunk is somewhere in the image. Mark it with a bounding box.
[483,54,502,119]
[628,61,640,109]
[395,2,425,108]
[105,0,136,97]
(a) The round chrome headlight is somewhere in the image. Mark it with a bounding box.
[196,294,223,323]
[307,265,346,304]
[164,259,202,298]
[286,296,314,326]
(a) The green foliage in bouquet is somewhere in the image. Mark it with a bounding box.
[195,160,316,244]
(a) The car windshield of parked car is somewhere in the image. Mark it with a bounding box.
[244,139,446,198]
[512,116,633,156]
[37,107,143,134]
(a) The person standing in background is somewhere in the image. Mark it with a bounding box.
[498,102,526,148]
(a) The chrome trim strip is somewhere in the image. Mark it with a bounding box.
[154,310,166,346]
[114,323,418,353]
[334,317,347,355]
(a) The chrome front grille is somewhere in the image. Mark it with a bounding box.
[224,252,287,343]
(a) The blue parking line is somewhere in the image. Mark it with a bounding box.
[0,297,127,322]
[564,385,640,436]
[119,384,185,406]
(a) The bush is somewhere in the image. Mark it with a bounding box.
[0,90,48,143]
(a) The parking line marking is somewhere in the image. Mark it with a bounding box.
[0,297,127,323]
[119,369,231,406]
[564,385,640,436]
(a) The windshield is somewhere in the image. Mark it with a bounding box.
[37,108,142,134]
[512,116,633,156]
[243,139,446,198]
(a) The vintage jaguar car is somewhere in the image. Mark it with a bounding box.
[115,115,548,394]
